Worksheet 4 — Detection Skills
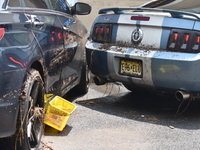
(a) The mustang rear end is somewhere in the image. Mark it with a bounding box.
[86,7,200,100]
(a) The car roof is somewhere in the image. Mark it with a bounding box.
[0,0,71,11]
[141,0,200,14]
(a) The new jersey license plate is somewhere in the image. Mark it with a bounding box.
[120,59,142,77]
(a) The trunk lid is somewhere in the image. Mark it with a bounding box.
[92,8,200,52]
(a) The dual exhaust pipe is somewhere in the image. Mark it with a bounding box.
[175,90,191,101]
[93,76,107,85]
[93,76,192,101]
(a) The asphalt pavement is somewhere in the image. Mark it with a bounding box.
[41,83,200,150]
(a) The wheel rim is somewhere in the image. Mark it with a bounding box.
[27,81,44,149]
[27,107,43,148]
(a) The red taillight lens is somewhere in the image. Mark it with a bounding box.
[106,28,110,35]
[196,36,200,44]
[0,28,5,39]
[95,27,99,35]
[192,35,200,51]
[168,32,179,49]
[180,33,190,50]
[184,34,190,43]
[100,28,104,34]
[92,24,112,43]
[173,33,179,42]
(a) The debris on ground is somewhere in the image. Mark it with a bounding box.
[40,141,54,150]
[169,125,175,129]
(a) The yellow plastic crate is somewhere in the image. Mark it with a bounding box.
[44,94,55,104]
[44,96,77,131]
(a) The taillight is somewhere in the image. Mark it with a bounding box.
[184,34,190,43]
[192,34,200,51]
[167,29,200,53]
[168,32,179,49]
[181,33,190,49]
[196,35,200,44]
[0,28,5,39]
[173,33,179,42]
[92,24,112,43]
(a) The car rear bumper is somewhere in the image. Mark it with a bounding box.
[0,69,25,137]
[86,42,200,93]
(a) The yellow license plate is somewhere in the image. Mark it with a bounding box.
[120,59,142,77]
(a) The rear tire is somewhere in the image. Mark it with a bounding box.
[15,69,44,150]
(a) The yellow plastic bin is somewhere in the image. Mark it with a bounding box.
[44,96,77,131]
[44,94,55,104]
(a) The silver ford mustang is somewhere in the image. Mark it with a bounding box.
[86,0,200,101]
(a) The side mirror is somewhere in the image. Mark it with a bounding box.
[71,2,91,15]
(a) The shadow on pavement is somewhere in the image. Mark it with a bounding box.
[44,125,73,136]
[73,88,200,130]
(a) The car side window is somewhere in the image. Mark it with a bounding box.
[8,0,49,9]
[50,0,70,13]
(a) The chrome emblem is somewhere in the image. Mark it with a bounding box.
[131,29,143,44]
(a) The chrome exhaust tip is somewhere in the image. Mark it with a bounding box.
[175,90,190,101]
[93,76,107,85]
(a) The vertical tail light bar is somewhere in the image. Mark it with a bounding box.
[0,28,5,40]
[184,34,190,43]
[173,33,179,41]
[181,33,190,49]
[196,35,200,44]
[168,32,179,49]
[92,24,112,43]
[192,34,200,51]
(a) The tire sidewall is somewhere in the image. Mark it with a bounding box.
[16,68,44,150]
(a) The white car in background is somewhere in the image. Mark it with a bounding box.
[67,0,78,6]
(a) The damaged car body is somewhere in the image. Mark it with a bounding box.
[0,0,91,149]
[86,0,200,101]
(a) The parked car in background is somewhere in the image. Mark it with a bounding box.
[86,0,200,101]
[0,0,91,149]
